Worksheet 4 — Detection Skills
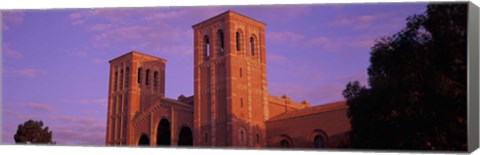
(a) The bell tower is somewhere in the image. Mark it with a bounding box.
[192,10,269,147]
[106,51,166,145]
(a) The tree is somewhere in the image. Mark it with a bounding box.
[14,119,56,144]
[343,3,467,151]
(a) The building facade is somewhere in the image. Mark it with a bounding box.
[106,10,350,149]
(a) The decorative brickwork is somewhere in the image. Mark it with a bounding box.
[106,10,350,149]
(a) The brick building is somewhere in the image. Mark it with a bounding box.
[105,10,350,149]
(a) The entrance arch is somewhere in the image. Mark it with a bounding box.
[177,126,193,146]
[156,119,171,146]
[138,134,150,146]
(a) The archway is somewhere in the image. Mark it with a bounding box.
[280,140,290,148]
[177,126,193,146]
[156,119,171,146]
[314,135,325,148]
[138,134,150,146]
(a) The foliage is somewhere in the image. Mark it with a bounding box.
[343,3,467,151]
[14,119,56,144]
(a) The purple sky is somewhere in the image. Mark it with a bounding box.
[2,3,427,145]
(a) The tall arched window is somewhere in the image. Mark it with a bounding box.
[137,68,142,84]
[146,69,150,85]
[217,30,224,53]
[236,32,240,51]
[120,69,124,90]
[114,71,118,91]
[250,36,255,56]
[204,36,210,58]
[314,135,325,148]
[154,71,158,89]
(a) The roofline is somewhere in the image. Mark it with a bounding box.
[108,51,167,63]
[192,10,266,28]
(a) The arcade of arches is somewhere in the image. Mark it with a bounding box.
[106,10,350,149]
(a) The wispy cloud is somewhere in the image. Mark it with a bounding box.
[2,43,23,59]
[87,23,114,32]
[266,31,304,46]
[2,11,24,31]
[23,103,55,112]
[267,53,287,63]
[3,68,47,78]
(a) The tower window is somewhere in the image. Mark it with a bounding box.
[146,69,150,85]
[218,30,224,53]
[236,32,241,51]
[114,71,118,91]
[239,68,242,77]
[240,97,243,108]
[120,69,124,90]
[250,36,255,56]
[204,36,210,59]
[154,71,158,89]
[137,68,142,84]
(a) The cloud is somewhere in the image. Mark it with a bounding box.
[305,36,340,50]
[88,23,113,32]
[143,10,188,23]
[266,31,304,46]
[52,117,106,145]
[267,53,287,63]
[76,98,107,106]
[2,43,23,59]
[4,68,47,78]
[23,103,55,112]
[90,24,189,48]
[328,15,376,30]
[90,58,102,64]
[2,11,24,31]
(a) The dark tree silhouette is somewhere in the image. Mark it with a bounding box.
[343,3,467,151]
[14,119,56,144]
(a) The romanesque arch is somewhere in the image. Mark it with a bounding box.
[310,129,328,149]
[156,119,171,146]
[177,126,193,146]
[138,133,150,146]
[277,134,293,148]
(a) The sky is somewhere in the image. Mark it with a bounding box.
[1,3,428,145]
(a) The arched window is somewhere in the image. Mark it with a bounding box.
[137,68,142,84]
[204,36,210,58]
[236,32,240,51]
[154,71,158,89]
[250,36,255,56]
[314,135,325,148]
[114,71,118,91]
[120,69,124,89]
[280,140,289,148]
[217,30,224,53]
[240,97,243,108]
[146,69,150,85]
